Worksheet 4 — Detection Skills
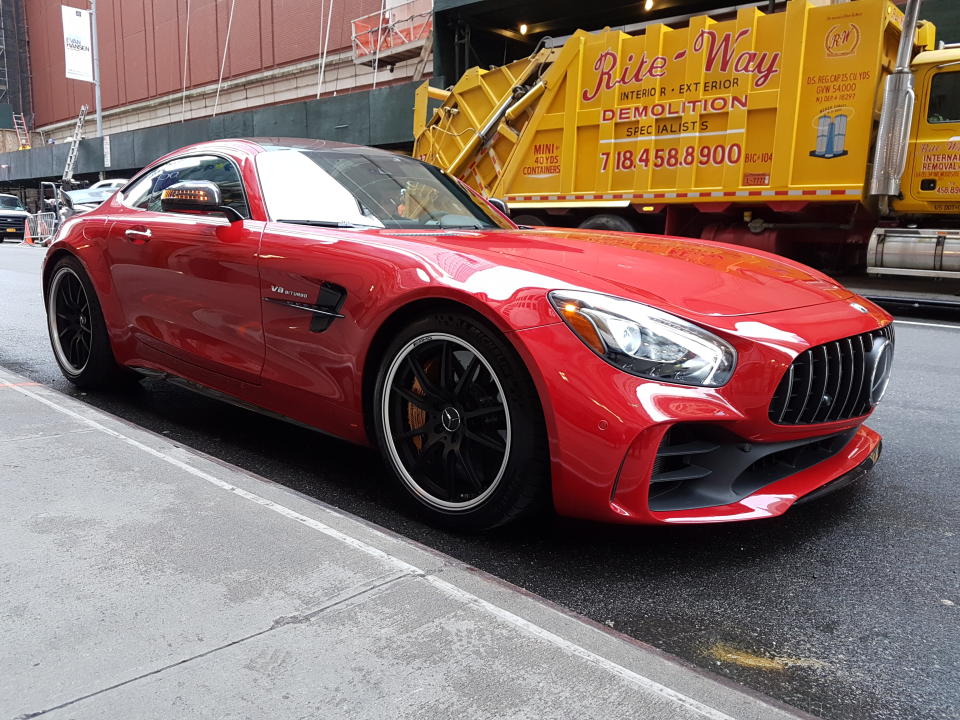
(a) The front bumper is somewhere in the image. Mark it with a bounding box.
[509,299,889,524]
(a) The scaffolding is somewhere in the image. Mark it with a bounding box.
[351,0,433,67]
[0,0,32,146]
[0,0,8,106]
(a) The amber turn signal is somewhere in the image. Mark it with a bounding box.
[559,303,605,354]
[161,188,211,203]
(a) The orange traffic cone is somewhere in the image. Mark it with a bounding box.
[22,217,34,245]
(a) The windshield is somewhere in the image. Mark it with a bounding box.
[256,149,513,230]
[0,196,24,210]
[66,188,113,203]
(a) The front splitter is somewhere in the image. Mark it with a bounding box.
[793,440,882,506]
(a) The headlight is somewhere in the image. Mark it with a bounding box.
[548,290,736,387]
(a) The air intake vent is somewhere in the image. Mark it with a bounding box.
[648,424,857,512]
[769,325,894,425]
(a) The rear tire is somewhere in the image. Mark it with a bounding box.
[46,255,131,389]
[578,213,637,233]
[372,311,549,531]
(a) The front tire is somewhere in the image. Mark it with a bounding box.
[373,312,548,530]
[46,255,128,388]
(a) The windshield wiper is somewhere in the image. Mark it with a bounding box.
[277,218,379,228]
[436,223,486,230]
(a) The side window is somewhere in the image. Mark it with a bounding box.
[927,71,960,124]
[122,166,164,209]
[122,155,249,217]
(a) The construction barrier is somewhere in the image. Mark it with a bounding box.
[23,212,57,247]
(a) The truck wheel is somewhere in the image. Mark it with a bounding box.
[512,213,548,227]
[578,214,637,233]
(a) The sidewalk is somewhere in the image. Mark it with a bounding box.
[0,365,814,720]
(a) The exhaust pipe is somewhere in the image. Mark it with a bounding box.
[869,0,923,211]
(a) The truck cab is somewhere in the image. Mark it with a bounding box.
[896,47,960,214]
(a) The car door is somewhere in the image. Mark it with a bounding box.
[105,154,266,383]
[903,67,960,210]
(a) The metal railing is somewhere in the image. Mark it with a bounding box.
[25,212,58,246]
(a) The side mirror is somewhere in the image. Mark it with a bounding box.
[488,197,509,215]
[160,181,243,222]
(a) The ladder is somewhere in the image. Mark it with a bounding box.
[12,113,30,150]
[62,104,89,183]
[412,27,433,82]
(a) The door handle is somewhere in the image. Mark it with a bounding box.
[124,227,152,242]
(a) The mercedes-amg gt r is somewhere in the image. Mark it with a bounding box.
[43,139,894,529]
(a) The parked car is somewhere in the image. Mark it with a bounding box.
[89,178,129,191]
[0,193,29,242]
[57,187,116,225]
[42,139,894,530]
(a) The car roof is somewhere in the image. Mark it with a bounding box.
[140,138,418,185]
[160,137,401,159]
[246,137,402,158]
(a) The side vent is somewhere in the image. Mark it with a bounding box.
[311,282,348,333]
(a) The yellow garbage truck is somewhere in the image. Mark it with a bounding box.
[413,0,960,279]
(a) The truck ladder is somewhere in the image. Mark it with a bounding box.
[12,113,30,150]
[62,104,89,183]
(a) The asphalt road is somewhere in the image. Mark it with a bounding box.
[2,243,957,720]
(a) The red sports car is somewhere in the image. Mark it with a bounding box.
[43,139,894,530]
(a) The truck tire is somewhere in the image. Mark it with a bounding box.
[512,213,548,227]
[578,214,637,233]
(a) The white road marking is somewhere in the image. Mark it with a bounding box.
[894,319,960,330]
[428,575,737,720]
[5,376,739,720]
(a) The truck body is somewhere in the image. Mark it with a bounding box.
[413,0,960,278]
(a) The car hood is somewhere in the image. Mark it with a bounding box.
[428,228,853,317]
[0,209,29,217]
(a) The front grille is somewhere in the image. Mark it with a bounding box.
[769,325,894,425]
[648,423,857,511]
[0,215,25,233]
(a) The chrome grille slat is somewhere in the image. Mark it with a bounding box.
[834,338,855,421]
[774,364,794,424]
[856,334,870,417]
[791,355,814,424]
[769,326,893,425]
[801,345,830,424]
[821,341,843,423]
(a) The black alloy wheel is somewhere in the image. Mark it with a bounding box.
[49,266,93,375]
[46,255,130,388]
[374,313,548,530]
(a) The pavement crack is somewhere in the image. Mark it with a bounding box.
[12,570,414,720]
[268,570,411,630]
